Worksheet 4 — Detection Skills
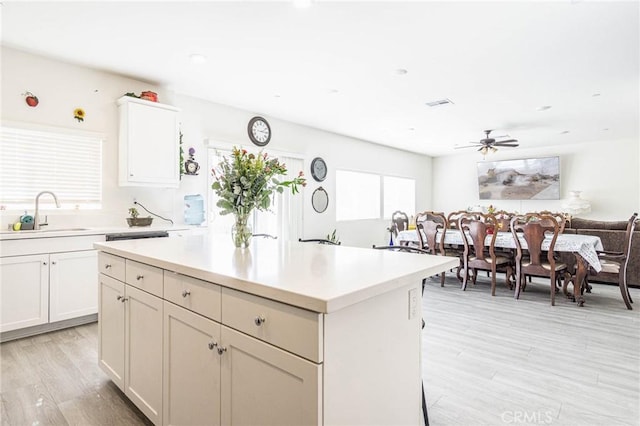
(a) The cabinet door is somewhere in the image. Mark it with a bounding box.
[125,285,163,425]
[163,302,221,426]
[50,250,98,322]
[98,274,125,389]
[220,326,322,426]
[120,98,179,187]
[0,254,48,332]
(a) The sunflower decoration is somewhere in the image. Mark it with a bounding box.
[73,108,85,122]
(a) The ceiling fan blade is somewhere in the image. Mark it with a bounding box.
[493,143,519,147]
[454,145,482,149]
[494,139,517,144]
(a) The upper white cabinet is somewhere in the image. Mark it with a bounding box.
[117,96,180,188]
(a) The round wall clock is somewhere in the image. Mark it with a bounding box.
[248,116,271,146]
[310,157,327,182]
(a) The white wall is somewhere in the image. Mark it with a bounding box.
[1,47,432,247]
[432,139,640,220]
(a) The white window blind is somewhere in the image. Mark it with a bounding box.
[0,126,103,210]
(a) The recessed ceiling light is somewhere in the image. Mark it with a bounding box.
[602,128,609,131]
[327,89,339,95]
[274,94,281,98]
[561,130,570,134]
[395,68,408,75]
[189,54,207,64]
[408,127,415,131]
[592,93,601,97]
[536,105,552,111]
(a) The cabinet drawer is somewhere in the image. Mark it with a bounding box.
[98,252,125,282]
[125,260,163,297]
[221,288,323,363]
[164,272,221,322]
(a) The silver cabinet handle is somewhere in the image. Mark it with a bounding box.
[120,297,129,303]
[43,261,47,266]
[51,261,57,265]
[104,264,112,269]
[136,275,144,280]
[217,346,227,356]
[208,341,217,350]
[182,290,191,298]
[254,316,266,326]
[116,295,123,301]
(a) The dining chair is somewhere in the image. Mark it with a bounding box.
[510,213,571,305]
[537,211,569,233]
[391,210,410,235]
[371,243,430,425]
[584,212,638,310]
[458,213,513,295]
[415,211,462,286]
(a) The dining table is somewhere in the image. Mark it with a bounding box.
[397,229,604,306]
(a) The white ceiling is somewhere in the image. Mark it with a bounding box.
[1,1,638,157]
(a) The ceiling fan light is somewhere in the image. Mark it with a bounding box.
[490,146,498,153]
[480,147,488,155]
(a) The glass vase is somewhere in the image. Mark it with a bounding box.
[231,215,252,248]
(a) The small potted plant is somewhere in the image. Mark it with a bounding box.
[127,207,153,227]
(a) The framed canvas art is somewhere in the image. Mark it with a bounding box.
[477,157,560,200]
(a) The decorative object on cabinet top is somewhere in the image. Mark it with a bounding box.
[73,108,85,123]
[22,91,39,107]
[123,91,158,102]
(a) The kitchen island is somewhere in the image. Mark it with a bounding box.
[95,234,458,426]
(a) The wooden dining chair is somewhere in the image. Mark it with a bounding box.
[458,213,513,295]
[537,211,569,233]
[584,212,638,310]
[510,213,571,305]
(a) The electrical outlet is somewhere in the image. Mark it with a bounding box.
[408,288,418,320]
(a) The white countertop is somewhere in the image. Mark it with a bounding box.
[94,235,459,314]
[0,225,193,240]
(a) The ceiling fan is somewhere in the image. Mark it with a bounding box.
[455,130,519,154]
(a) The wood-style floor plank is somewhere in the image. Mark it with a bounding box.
[422,275,640,426]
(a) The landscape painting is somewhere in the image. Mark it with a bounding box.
[477,157,560,200]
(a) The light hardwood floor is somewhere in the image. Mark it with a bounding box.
[1,276,638,425]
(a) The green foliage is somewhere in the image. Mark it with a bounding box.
[211,147,306,217]
[326,229,340,244]
[128,207,139,218]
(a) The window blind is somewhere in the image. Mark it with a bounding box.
[0,126,103,210]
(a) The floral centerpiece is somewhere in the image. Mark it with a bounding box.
[211,147,306,248]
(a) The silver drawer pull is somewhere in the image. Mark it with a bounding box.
[104,264,112,269]
[116,295,123,301]
[254,316,266,326]
[136,275,144,280]
[208,341,217,350]
[182,290,191,298]
[120,297,129,303]
[217,346,227,356]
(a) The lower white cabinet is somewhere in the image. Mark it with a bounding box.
[0,254,48,332]
[50,250,98,322]
[0,249,98,333]
[163,301,221,426]
[162,301,321,426]
[99,274,163,425]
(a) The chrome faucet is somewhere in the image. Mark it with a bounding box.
[34,191,61,230]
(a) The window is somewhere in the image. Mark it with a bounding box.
[336,170,380,221]
[383,176,415,219]
[0,125,103,210]
[207,146,303,242]
[336,170,416,221]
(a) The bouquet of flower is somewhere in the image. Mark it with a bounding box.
[211,147,306,247]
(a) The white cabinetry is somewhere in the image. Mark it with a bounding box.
[98,254,163,425]
[0,254,48,332]
[117,96,180,188]
[0,235,100,337]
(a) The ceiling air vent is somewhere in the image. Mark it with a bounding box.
[425,98,454,107]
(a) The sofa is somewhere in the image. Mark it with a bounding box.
[562,217,639,288]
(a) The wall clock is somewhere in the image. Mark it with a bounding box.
[310,157,327,182]
[248,116,271,146]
